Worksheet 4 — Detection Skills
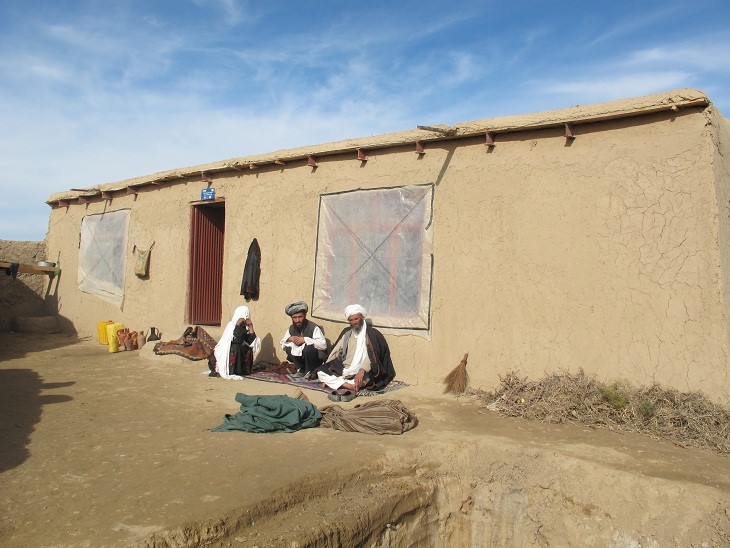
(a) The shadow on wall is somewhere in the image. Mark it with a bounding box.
[0,369,74,473]
[0,240,60,331]
[0,268,76,334]
[257,333,280,363]
[54,314,78,335]
[0,275,51,329]
[0,270,69,330]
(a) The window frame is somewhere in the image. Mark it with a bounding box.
[311,184,433,330]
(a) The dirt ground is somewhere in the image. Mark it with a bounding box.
[1,333,729,547]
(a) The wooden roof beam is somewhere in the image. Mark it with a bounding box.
[565,122,576,140]
[417,125,457,136]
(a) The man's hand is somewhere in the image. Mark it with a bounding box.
[343,370,366,392]
[353,369,366,391]
[288,335,306,345]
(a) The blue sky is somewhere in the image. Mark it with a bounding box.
[1,0,729,241]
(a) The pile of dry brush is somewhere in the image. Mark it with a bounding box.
[470,369,730,453]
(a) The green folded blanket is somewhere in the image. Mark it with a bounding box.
[211,392,321,433]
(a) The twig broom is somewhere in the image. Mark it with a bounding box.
[443,353,469,394]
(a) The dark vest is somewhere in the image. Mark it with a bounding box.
[288,319,320,339]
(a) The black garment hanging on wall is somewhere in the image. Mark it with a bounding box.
[240,238,261,301]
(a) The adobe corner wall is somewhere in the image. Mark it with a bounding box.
[427,106,730,404]
[0,240,54,331]
[709,106,730,390]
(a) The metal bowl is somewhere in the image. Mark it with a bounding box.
[37,261,56,267]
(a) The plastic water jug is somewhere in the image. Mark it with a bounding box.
[106,322,124,353]
[97,320,114,344]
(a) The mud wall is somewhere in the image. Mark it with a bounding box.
[0,240,54,331]
[711,107,730,382]
[45,105,730,401]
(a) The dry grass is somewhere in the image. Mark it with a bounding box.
[469,369,730,453]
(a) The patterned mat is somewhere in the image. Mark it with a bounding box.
[245,370,408,397]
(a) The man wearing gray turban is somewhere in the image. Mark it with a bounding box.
[280,301,327,379]
[315,304,396,401]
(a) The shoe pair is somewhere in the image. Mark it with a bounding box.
[327,390,356,402]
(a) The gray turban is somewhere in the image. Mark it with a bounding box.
[285,301,309,316]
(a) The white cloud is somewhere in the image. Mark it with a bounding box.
[625,41,730,73]
[540,71,694,101]
[531,32,730,105]
[587,5,683,47]
[191,0,249,26]
[448,51,484,85]
[24,56,73,83]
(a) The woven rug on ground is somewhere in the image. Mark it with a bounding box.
[154,326,216,360]
[246,365,408,397]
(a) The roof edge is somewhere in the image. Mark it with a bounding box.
[47,88,711,204]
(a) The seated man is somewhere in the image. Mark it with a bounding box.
[316,304,396,395]
[280,301,327,379]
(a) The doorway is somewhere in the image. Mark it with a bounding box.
[188,200,225,325]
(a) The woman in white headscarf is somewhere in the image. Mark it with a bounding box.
[212,306,261,379]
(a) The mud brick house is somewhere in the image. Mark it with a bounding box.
[45,89,730,402]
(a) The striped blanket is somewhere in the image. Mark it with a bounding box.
[319,400,418,434]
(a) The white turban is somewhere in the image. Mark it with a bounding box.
[344,304,367,319]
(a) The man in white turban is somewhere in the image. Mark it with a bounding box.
[315,304,396,401]
[280,300,328,379]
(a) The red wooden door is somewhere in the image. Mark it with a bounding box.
[188,201,225,325]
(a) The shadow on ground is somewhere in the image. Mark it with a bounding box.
[0,333,79,472]
[0,331,81,362]
[0,368,74,472]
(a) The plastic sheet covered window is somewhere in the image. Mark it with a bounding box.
[312,185,433,330]
[78,209,130,308]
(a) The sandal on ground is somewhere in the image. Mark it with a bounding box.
[339,390,356,403]
[327,390,341,402]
